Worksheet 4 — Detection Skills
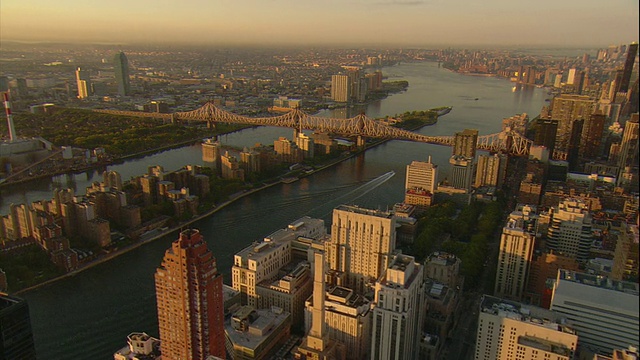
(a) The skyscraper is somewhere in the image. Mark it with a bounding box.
[331,75,350,103]
[371,254,424,360]
[155,229,225,360]
[474,153,507,188]
[405,156,438,194]
[550,94,596,151]
[546,199,593,261]
[326,205,397,294]
[580,112,606,159]
[404,156,438,209]
[75,67,91,99]
[494,209,536,300]
[449,156,474,191]
[566,118,584,170]
[618,42,638,94]
[566,68,577,85]
[453,129,479,158]
[618,113,639,171]
[114,51,131,96]
[0,293,37,360]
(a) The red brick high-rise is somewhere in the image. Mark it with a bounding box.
[155,229,225,360]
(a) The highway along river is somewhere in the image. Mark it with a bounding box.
[16,61,546,359]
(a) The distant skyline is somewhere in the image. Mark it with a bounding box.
[1,0,638,48]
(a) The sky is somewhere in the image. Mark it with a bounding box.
[1,0,639,48]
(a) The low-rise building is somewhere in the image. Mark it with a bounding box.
[113,332,161,360]
[225,306,291,360]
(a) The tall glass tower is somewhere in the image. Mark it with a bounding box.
[113,51,131,96]
[0,293,37,359]
[619,42,638,94]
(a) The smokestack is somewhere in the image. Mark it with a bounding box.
[3,92,17,142]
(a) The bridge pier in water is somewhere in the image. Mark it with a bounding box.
[356,135,366,148]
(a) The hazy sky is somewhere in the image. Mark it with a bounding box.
[2,0,638,47]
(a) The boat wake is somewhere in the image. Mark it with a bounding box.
[309,170,396,219]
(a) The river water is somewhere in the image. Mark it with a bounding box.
[14,61,546,359]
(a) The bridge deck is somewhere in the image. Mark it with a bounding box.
[94,102,533,156]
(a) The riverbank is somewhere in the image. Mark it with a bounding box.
[15,110,448,294]
[0,124,256,190]
[14,179,282,295]
[12,103,452,294]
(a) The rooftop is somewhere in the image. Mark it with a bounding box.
[426,252,459,267]
[329,286,352,300]
[558,269,639,295]
[226,306,291,351]
[518,335,571,357]
[335,204,394,219]
[236,217,325,261]
[480,295,575,335]
[381,255,421,289]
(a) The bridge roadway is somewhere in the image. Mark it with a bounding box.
[94,101,534,156]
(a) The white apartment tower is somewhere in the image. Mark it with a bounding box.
[326,205,397,294]
[494,209,536,301]
[475,295,578,360]
[371,254,425,360]
[405,156,438,194]
[547,198,593,260]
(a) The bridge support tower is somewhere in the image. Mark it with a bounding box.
[356,135,366,148]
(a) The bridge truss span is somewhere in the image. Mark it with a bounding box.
[94,101,533,156]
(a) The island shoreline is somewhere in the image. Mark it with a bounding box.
[15,109,448,295]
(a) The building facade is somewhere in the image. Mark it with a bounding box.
[550,94,596,151]
[475,295,577,360]
[232,217,325,308]
[114,51,131,96]
[326,205,397,294]
[0,293,36,360]
[475,153,507,188]
[546,198,593,260]
[449,156,474,192]
[75,67,91,99]
[550,269,639,355]
[155,229,225,360]
[453,129,479,158]
[331,75,350,103]
[304,286,372,360]
[494,210,536,301]
[371,254,424,360]
[405,157,438,194]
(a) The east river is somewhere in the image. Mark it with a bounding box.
[9,61,547,359]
